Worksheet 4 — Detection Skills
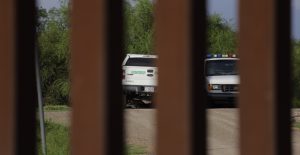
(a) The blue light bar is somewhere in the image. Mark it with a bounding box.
[206,54,212,58]
[206,53,238,58]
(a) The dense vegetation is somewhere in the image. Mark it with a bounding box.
[124,0,154,54]
[37,3,70,105]
[293,41,300,107]
[37,0,300,107]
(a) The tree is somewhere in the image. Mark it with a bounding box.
[207,14,237,54]
[37,3,70,105]
[124,0,154,54]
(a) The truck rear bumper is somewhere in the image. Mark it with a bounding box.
[123,85,156,95]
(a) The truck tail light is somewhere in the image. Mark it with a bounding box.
[122,69,125,80]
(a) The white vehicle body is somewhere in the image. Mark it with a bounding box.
[205,57,240,101]
[122,54,158,96]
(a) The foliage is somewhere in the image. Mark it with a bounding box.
[207,14,237,54]
[124,2,237,55]
[293,40,300,107]
[124,0,154,54]
[37,2,70,105]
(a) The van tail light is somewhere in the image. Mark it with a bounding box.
[208,84,212,91]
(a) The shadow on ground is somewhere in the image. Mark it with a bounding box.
[125,100,238,109]
[207,100,238,109]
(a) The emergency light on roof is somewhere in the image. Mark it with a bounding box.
[206,54,237,58]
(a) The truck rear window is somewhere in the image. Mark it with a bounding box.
[205,60,238,76]
[125,58,156,67]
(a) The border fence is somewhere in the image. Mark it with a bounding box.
[0,0,291,154]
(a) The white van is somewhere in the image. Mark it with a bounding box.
[205,54,240,104]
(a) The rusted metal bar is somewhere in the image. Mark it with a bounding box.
[15,0,38,154]
[71,0,107,154]
[191,0,207,154]
[240,0,292,154]
[0,0,15,154]
[155,0,192,154]
[71,0,124,154]
[239,0,279,154]
[274,0,291,154]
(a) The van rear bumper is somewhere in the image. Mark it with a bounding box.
[207,92,238,101]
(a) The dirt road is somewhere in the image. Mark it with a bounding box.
[124,109,156,154]
[123,108,239,155]
[45,109,300,155]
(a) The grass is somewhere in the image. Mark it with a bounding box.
[37,120,147,155]
[44,105,70,111]
[127,145,147,155]
[37,120,70,155]
[294,122,300,129]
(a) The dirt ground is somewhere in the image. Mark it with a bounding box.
[44,111,71,126]
[44,109,156,154]
[45,108,300,155]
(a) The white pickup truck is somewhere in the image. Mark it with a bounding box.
[122,54,158,107]
[205,54,240,105]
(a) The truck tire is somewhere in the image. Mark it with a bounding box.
[124,94,137,108]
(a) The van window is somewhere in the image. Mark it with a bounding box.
[205,60,238,76]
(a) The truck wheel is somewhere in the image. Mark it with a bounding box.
[124,94,136,108]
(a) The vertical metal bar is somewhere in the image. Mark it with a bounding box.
[274,0,291,154]
[35,47,47,155]
[191,0,207,154]
[71,0,108,154]
[15,0,37,154]
[106,0,124,155]
[0,0,15,154]
[155,0,192,154]
[239,0,276,154]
